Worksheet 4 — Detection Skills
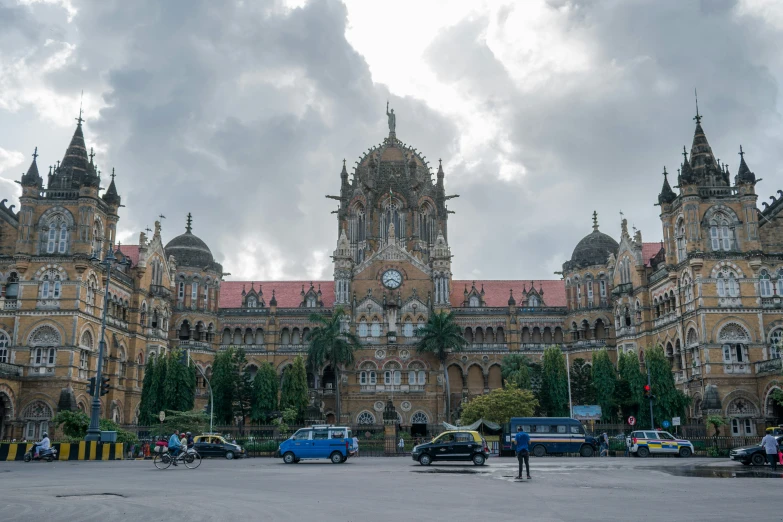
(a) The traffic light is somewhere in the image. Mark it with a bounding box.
[100,376,111,396]
[643,384,651,399]
[88,377,96,397]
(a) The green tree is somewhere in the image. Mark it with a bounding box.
[306,307,362,422]
[460,384,538,425]
[616,350,645,421]
[415,310,468,421]
[151,410,209,437]
[211,349,236,424]
[137,357,158,425]
[540,346,569,416]
[501,354,532,389]
[51,410,138,444]
[645,346,690,427]
[570,357,595,406]
[251,362,278,422]
[162,349,196,412]
[152,352,168,416]
[591,350,617,421]
[280,355,309,419]
[232,348,253,423]
[771,389,783,408]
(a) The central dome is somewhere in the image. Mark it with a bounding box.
[357,136,429,171]
[569,230,619,269]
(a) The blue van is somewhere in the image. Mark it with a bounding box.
[279,425,354,464]
[504,417,598,457]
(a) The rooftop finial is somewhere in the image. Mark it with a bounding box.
[386,100,396,136]
[592,210,598,232]
[76,91,84,126]
[89,147,95,163]
[186,212,193,233]
[738,145,745,159]
[693,88,702,124]
[32,147,38,161]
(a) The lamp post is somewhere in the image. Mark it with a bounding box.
[85,244,130,442]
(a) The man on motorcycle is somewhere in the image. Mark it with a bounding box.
[34,432,51,458]
[186,432,194,449]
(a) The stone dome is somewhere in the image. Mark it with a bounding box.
[567,229,618,270]
[164,214,215,268]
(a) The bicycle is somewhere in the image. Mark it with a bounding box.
[153,447,201,469]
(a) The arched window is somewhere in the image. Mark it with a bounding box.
[759,270,773,297]
[306,295,317,308]
[403,320,414,337]
[359,362,377,386]
[411,411,429,424]
[718,323,750,364]
[469,295,480,307]
[357,411,376,425]
[371,320,381,337]
[384,362,401,386]
[709,214,733,251]
[675,219,686,262]
[247,296,257,308]
[92,217,103,255]
[717,268,740,298]
[777,269,783,296]
[599,278,607,298]
[769,329,782,359]
[118,347,127,378]
[528,295,539,307]
[0,331,8,363]
[191,280,199,305]
[140,303,147,327]
[39,271,62,300]
[5,272,19,301]
[358,319,368,337]
[177,280,185,301]
[22,401,53,440]
[408,362,426,385]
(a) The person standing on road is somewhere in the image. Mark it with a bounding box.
[760,432,780,471]
[398,436,405,454]
[600,432,609,457]
[352,435,359,457]
[512,426,531,480]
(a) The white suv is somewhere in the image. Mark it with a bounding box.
[626,430,693,458]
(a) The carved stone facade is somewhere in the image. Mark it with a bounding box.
[0,108,782,438]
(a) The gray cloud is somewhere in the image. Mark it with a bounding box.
[1,0,781,282]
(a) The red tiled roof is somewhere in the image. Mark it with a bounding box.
[117,245,140,267]
[219,278,567,309]
[220,281,335,308]
[642,242,664,267]
[451,280,566,308]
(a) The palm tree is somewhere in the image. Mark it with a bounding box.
[306,307,362,423]
[415,310,467,422]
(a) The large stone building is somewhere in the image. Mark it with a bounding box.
[0,107,781,440]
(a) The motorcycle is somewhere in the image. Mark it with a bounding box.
[23,446,58,463]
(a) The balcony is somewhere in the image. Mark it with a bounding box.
[724,363,751,374]
[755,358,782,375]
[698,186,736,198]
[3,299,18,310]
[612,283,633,297]
[571,340,607,349]
[28,365,55,376]
[0,362,23,378]
[279,344,307,352]
[467,343,509,352]
[177,340,211,350]
[653,314,677,328]
[761,297,782,309]
[150,285,172,299]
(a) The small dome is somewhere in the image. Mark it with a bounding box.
[164,213,215,268]
[568,229,618,269]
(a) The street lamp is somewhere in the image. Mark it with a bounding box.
[85,243,131,442]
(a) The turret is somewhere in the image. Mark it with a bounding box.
[102,168,122,207]
[658,167,676,205]
[20,147,43,189]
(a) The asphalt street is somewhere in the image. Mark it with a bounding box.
[0,456,780,522]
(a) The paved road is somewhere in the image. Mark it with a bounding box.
[0,456,779,521]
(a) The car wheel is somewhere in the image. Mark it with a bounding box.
[472,454,485,466]
[532,445,546,458]
[678,447,692,458]
[637,446,650,458]
[751,453,765,466]
[330,452,343,464]
[225,451,234,460]
[283,452,296,464]
[418,454,432,466]
[580,445,594,458]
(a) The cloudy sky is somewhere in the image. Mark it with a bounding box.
[1,0,782,282]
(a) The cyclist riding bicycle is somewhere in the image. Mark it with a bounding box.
[168,430,182,466]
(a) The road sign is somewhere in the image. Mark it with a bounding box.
[662,420,671,428]
[572,405,602,421]
[628,416,636,426]
[672,417,681,426]
[159,411,166,422]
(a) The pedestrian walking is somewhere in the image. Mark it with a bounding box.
[600,432,609,457]
[760,432,780,471]
[352,435,359,457]
[398,436,405,454]
[512,426,531,480]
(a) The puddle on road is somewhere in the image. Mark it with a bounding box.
[56,493,126,498]
[664,468,783,479]
[411,468,488,475]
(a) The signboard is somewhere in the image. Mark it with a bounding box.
[159,411,166,422]
[572,405,602,421]
[662,420,671,429]
[672,417,681,427]
[628,416,636,426]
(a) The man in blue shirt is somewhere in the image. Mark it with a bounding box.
[168,430,181,466]
[513,426,531,480]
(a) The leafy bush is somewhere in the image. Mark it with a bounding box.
[51,410,138,445]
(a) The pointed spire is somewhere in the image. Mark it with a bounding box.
[21,147,42,187]
[736,145,756,185]
[592,211,599,232]
[340,158,348,178]
[437,158,444,177]
[508,289,516,306]
[658,166,676,204]
[58,111,90,185]
[102,167,121,205]
[679,145,695,184]
[241,284,246,296]
[688,100,718,181]
[269,289,277,307]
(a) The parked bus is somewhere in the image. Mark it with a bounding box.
[502,417,599,457]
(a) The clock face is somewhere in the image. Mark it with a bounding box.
[382,269,403,289]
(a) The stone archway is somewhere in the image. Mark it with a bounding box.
[0,385,15,440]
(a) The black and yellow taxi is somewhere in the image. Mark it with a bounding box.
[411,430,489,466]
[193,434,245,460]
